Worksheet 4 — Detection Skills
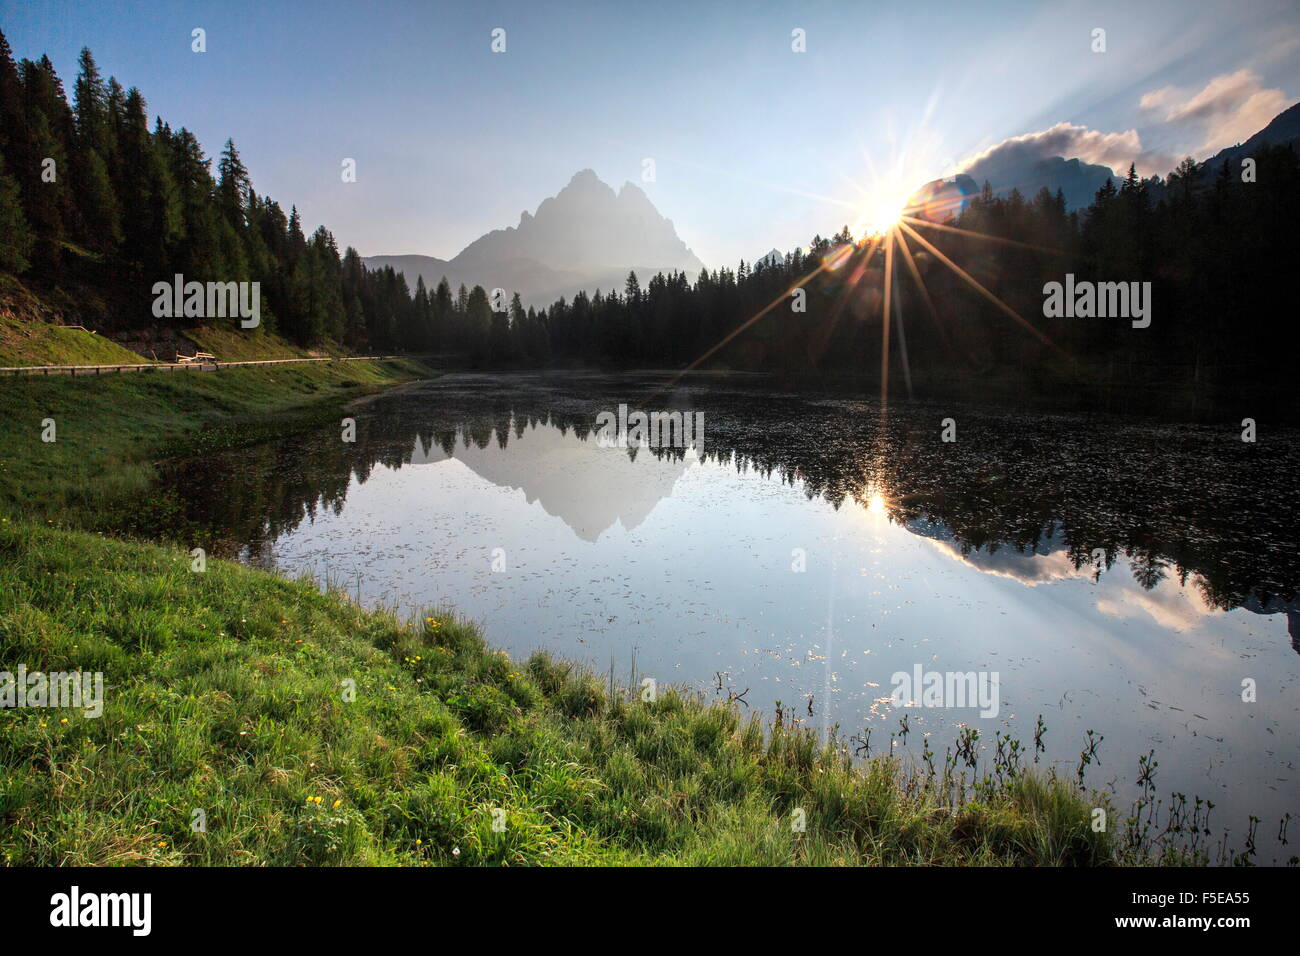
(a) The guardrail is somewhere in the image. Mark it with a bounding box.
[0,355,409,377]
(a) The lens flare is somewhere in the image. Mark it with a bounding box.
[855,190,912,237]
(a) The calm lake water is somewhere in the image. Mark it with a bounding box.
[153,372,1298,860]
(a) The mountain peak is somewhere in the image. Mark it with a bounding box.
[368,168,704,308]
[617,180,658,212]
[453,170,702,276]
[564,168,607,191]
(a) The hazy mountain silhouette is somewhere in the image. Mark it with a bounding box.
[959,152,1117,211]
[364,169,704,307]
[405,421,695,542]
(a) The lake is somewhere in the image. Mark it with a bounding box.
[151,371,1299,859]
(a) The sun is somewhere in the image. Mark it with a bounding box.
[853,185,915,239]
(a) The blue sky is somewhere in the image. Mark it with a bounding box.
[3,0,1298,267]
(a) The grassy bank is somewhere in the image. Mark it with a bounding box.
[0,314,150,368]
[0,519,1158,866]
[181,325,337,362]
[0,355,433,527]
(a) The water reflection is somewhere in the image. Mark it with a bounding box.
[134,372,1298,855]
[143,373,1300,644]
[405,420,696,542]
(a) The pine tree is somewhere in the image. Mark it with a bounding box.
[72,48,109,152]
[0,31,32,201]
[18,57,76,256]
[466,285,491,359]
[117,87,178,269]
[0,154,33,272]
[433,277,452,350]
[167,127,221,278]
[76,146,122,251]
[217,138,249,225]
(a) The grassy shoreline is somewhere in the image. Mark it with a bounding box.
[0,353,434,529]
[0,361,1197,866]
[3,520,1151,866]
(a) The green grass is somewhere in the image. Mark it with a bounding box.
[181,325,329,362]
[1,270,342,367]
[0,274,148,367]
[0,315,152,368]
[0,520,1165,866]
[0,356,433,527]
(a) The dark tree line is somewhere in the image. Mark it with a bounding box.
[521,152,1298,418]
[0,36,434,350]
[385,148,1297,417]
[2,35,1296,416]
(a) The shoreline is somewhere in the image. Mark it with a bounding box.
[0,367,1249,866]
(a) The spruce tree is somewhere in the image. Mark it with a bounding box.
[0,154,33,272]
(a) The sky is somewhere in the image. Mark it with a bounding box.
[3,0,1298,268]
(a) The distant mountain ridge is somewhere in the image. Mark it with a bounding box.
[364,170,703,307]
[1198,101,1300,172]
[959,152,1120,211]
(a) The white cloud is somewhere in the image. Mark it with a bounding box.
[918,534,1088,587]
[1139,86,1178,112]
[955,68,1294,188]
[957,122,1145,176]
[1140,69,1293,155]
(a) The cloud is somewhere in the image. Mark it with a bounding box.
[1138,86,1178,112]
[916,530,1224,634]
[1095,576,1218,633]
[917,534,1088,587]
[1261,25,1300,66]
[955,69,1294,188]
[1140,69,1293,155]
[957,122,1143,176]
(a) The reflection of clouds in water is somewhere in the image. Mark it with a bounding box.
[916,533,1084,586]
[407,421,696,542]
[1095,583,1217,633]
[907,513,1222,633]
